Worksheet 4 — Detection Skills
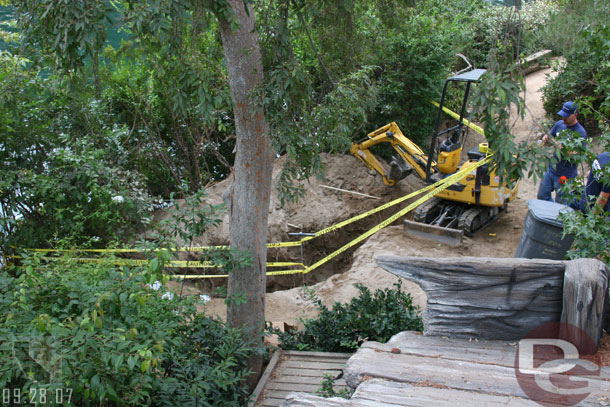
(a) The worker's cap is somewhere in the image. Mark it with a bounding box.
[558,101,578,118]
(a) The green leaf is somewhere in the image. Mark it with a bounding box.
[91,373,100,389]
[127,355,137,371]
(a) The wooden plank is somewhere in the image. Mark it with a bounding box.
[282,393,352,407]
[277,366,343,378]
[365,331,518,367]
[267,379,348,391]
[273,375,347,387]
[266,382,322,393]
[282,355,351,364]
[251,350,282,407]
[260,397,285,407]
[380,331,610,381]
[343,347,610,406]
[284,351,353,361]
[376,255,565,339]
[254,351,353,406]
[522,49,552,63]
[263,390,302,400]
[284,350,353,359]
[282,360,348,370]
[350,378,537,406]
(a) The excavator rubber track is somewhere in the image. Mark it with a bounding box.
[406,198,505,245]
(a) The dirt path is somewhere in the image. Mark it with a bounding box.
[190,66,558,327]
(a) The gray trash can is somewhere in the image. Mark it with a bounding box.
[514,199,575,260]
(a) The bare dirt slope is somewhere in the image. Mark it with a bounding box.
[171,66,556,326]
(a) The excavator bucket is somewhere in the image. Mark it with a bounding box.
[403,219,464,246]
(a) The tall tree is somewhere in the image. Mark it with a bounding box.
[217,0,273,386]
[11,0,273,384]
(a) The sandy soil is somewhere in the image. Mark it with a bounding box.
[180,66,552,325]
[161,65,610,363]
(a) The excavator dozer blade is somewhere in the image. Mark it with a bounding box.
[403,220,464,247]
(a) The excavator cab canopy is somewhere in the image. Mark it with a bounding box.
[448,68,486,83]
[424,68,487,181]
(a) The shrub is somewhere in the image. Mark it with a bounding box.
[269,281,423,353]
[0,255,253,406]
[541,0,610,136]
[0,53,154,255]
[365,3,465,146]
[519,0,560,55]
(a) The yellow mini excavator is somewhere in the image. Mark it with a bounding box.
[350,68,519,236]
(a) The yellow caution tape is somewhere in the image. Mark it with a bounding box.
[431,101,485,136]
[162,155,492,279]
[13,152,491,278]
[299,156,492,275]
[14,241,300,253]
[15,176,453,255]
[6,255,304,270]
[171,268,306,280]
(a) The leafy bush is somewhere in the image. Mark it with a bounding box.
[0,255,253,406]
[317,374,354,399]
[519,0,560,55]
[468,1,558,69]
[541,0,610,136]
[0,52,155,255]
[268,282,423,353]
[365,2,466,146]
[557,130,610,264]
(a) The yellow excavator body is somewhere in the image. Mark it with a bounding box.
[435,157,519,207]
[349,122,433,185]
[437,148,462,175]
[349,68,519,237]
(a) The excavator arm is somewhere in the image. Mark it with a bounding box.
[350,122,435,185]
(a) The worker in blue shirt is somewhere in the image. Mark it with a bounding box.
[537,101,588,205]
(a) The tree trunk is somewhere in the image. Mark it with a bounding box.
[217,0,273,389]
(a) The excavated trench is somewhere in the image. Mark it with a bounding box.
[176,200,415,295]
[156,152,432,295]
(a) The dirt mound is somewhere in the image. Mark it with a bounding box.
[184,152,426,246]
[163,66,557,326]
[160,151,430,289]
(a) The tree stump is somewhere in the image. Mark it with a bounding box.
[376,256,566,339]
[560,258,609,353]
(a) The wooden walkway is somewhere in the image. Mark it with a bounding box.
[251,350,352,407]
[280,331,610,406]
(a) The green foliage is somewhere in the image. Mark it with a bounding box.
[272,66,379,204]
[541,0,610,136]
[470,6,532,187]
[99,22,235,194]
[561,204,610,264]
[519,0,560,55]
[268,282,423,353]
[0,55,153,255]
[535,0,610,263]
[558,130,610,264]
[366,7,459,146]
[470,0,610,265]
[8,0,548,211]
[469,0,558,68]
[14,0,113,73]
[317,374,354,399]
[145,187,225,250]
[0,255,254,406]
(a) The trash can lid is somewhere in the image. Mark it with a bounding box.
[527,199,574,228]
